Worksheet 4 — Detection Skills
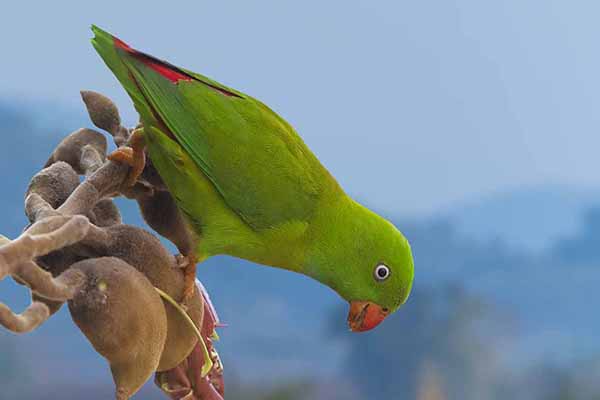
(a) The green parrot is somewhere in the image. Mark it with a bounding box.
[91,25,413,332]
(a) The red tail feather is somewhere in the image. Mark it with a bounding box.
[113,36,192,83]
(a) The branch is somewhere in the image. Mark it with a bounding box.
[0,90,225,399]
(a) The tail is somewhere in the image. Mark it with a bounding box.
[91,25,163,123]
[91,25,136,94]
[91,25,242,106]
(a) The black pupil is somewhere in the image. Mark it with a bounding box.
[377,267,388,278]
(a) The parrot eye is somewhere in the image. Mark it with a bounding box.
[374,264,390,282]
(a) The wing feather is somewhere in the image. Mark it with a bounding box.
[121,53,329,230]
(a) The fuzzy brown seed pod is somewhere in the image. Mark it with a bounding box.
[34,247,87,299]
[91,198,122,227]
[136,189,195,256]
[80,91,122,136]
[26,165,119,228]
[77,223,203,371]
[26,162,80,221]
[44,128,107,175]
[68,257,168,400]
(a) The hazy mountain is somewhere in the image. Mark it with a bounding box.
[439,185,600,252]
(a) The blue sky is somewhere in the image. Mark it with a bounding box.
[2,0,600,215]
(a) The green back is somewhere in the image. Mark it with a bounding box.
[133,62,332,230]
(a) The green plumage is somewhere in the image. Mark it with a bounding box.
[91,26,414,324]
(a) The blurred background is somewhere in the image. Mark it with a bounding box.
[1,1,599,399]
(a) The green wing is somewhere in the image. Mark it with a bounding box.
[92,26,337,230]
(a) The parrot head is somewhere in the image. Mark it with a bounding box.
[344,219,414,332]
[307,199,414,333]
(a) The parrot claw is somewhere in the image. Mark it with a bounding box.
[182,263,197,303]
[107,128,146,187]
[176,254,198,304]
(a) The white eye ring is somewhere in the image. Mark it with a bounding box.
[374,264,390,282]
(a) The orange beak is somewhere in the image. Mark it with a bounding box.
[347,301,390,332]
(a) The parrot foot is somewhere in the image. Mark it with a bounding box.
[176,254,198,304]
[107,128,146,187]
